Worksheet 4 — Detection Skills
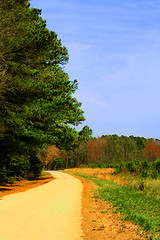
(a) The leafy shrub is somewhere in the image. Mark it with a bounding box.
[140,159,149,172]
[151,170,159,179]
[125,161,136,172]
[133,159,141,166]
[9,155,30,178]
[48,158,64,170]
[0,166,8,184]
[29,153,42,179]
[155,159,160,173]
[113,164,122,174]
[140,169,149,178]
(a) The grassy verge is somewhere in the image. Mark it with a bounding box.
[68,171,160,240]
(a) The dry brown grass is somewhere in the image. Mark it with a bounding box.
[66,168,127,185]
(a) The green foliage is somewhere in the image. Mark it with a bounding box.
[102,135,147,163]
[96,181,160,232]
[125,161,136,172]
[140,169,149,178]
[0,0,85,182]
[113,164,123,174]
[155,159,160,173]
[78,125,93,142]
[0,166,8,184]
[111,159,160,179]
[151,171,159,179]
[9,154,30,178]
[29,153,42,179]
[69,134,149,167]
[48,158,64,170]
[140,160,150,171]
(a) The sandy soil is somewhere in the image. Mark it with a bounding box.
[0,171,83,240]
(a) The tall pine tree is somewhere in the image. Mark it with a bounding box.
[0,0,85,181]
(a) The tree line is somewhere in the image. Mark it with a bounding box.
[44,135,160,169]
[0,0,92,182]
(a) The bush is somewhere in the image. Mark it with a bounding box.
[140,169,149,178]
[113,164,123,174]
[48,158,64,170]
[151,170,159,179]
[155,159,160,173]
[9,155,30,178]
[0,166,8,184]
[29,153,42,179]
[125,161,136,172]
[140,159,149,172]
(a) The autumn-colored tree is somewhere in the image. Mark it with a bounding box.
[41,145,61,169]
[144,139,160,161]
[87,137,107,163]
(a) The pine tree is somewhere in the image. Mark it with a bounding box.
[0,0,85,181]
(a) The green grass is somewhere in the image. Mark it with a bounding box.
[95,179,160,230]
[127,177,160,197]
[72,172,160,240]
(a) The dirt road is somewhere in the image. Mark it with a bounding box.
[0,171,83,240]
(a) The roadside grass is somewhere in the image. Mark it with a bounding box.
[127,177,160,197]
[95,179,160,230]
[67,170,160,240]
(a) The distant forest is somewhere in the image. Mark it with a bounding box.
[44,135,160,169]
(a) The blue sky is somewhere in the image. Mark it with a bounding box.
[30,0,160,139]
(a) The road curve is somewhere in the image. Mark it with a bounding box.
[0,171,83,240]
